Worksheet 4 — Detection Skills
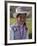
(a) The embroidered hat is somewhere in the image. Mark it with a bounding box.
[13,7,31,17]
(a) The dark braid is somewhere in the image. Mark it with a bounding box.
[24,23,28,30]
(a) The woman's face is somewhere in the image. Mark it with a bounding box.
[16,14,26,25]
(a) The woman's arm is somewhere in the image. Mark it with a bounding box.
[10,25,14,40]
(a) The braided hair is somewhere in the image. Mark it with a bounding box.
[24,22,28,30]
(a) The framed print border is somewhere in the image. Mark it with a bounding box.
[5,1,36,45]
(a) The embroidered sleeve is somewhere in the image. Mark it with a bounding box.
[10,25,14,40]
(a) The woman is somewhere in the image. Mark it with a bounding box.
[10,7,29,40]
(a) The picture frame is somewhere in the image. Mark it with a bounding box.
[5,1,36,45]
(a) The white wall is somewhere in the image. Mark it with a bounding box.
[0,0,37,46]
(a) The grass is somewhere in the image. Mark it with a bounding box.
[26,19,32,33]
[10,18,16,24]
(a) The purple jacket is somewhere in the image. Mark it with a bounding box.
[10,24,29,40]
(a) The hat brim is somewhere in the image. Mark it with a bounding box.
[13,11,30,18]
